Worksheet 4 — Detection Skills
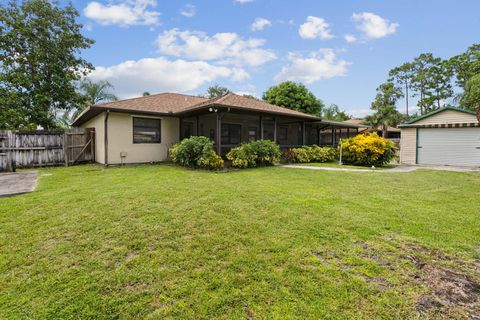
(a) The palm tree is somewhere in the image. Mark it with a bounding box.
[80,79,118,105]
[72,79,118,120]
[58,79,118,127]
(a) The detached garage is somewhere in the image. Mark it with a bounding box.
[399,107,480,166]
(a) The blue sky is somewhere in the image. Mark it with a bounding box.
[72,0,480,116]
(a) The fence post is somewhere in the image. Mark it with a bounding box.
[63,130,68,166]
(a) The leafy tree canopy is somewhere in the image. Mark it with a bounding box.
[365,82,405,138]
[262,81,324,116]
[460,74,480,111]
[322,104,351,121]
[204,85,230,99]
[0,0,94,129]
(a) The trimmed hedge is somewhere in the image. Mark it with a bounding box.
[340,132,396,167]
[284,145,337,163]
[226,140,281,168]
[170,136,224,170]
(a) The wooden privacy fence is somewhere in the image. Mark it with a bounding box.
[0,128,95,172]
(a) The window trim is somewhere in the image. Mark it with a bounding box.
[132,116,162,144]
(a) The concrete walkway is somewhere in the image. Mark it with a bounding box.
[282,164,480,173]
[0,171,38,197]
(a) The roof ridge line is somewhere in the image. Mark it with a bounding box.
[93,92,207,107]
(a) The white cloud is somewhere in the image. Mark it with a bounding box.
[84,0,160,27]
[298,16,333,40]
[344,34,357,43]
[235,0,254,3]
[251,18,272,31]
[89,57,247,98]
[352,12,398,39]
[179,3,195,18]
[155,28,276,67]
[275,49,350,84]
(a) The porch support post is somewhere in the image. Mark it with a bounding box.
[302,121,306,145]
[259,115,264,140]
[273,117,277,143]
[331,126,335,146]
[347,128,350,138]
[317,127,320,145]
[196,115,199,136]
[216,113,221,155]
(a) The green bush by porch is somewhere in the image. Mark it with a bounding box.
[169,136,224,170]
[284,145,337,163]
[226,140,281,168]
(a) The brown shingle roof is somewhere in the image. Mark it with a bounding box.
[93,92,208,113]
[182,93,320,119]
[73,92,320,126]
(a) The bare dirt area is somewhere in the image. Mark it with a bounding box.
[312,238,480,319]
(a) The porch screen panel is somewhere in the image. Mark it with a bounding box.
[221,124,241,145]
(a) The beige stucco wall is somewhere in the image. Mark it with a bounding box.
[400,128,417,165]
[414,110,477,125]
[80,112,179,164]
[107,112,179,164]
[81,113,105,164]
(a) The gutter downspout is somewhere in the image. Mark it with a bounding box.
[104,110,110,166]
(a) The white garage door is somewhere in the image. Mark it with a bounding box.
[417,128,480,166]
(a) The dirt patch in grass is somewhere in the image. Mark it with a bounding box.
[360,239,480,319]
[312,239,480,319]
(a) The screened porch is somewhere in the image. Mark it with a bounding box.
[179,109,362,155]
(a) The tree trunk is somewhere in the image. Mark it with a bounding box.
[405,82,409,116]
[382,123,388,139]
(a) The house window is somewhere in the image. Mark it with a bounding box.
[133,117,161,143]
[279,126,288,141]
[221,123,241,145]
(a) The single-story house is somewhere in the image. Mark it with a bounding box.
[73,92,364,165]
[398,106,480,166]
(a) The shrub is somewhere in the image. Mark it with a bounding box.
[170,136,224,170]
[340,132,396,167]
[284,145,337,163]
[226,140,281,168]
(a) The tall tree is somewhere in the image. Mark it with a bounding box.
[365,82,404,138]
[460,74,480,111]
[448,44,480,89]
[0,0,94,129]
[262,81,324,116]
[410,53,435,114]
[389,62,414,116]
[204,85,230,99]
[423,58,453,110]
[322,104,351,121]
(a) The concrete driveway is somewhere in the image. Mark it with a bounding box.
[282,164,480,173]
[0,171,38,197]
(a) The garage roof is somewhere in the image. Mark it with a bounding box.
[399,106,477,128]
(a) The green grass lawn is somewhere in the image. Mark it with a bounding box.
[1,164,479,319]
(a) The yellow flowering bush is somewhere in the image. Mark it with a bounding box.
[340,132,396,166]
